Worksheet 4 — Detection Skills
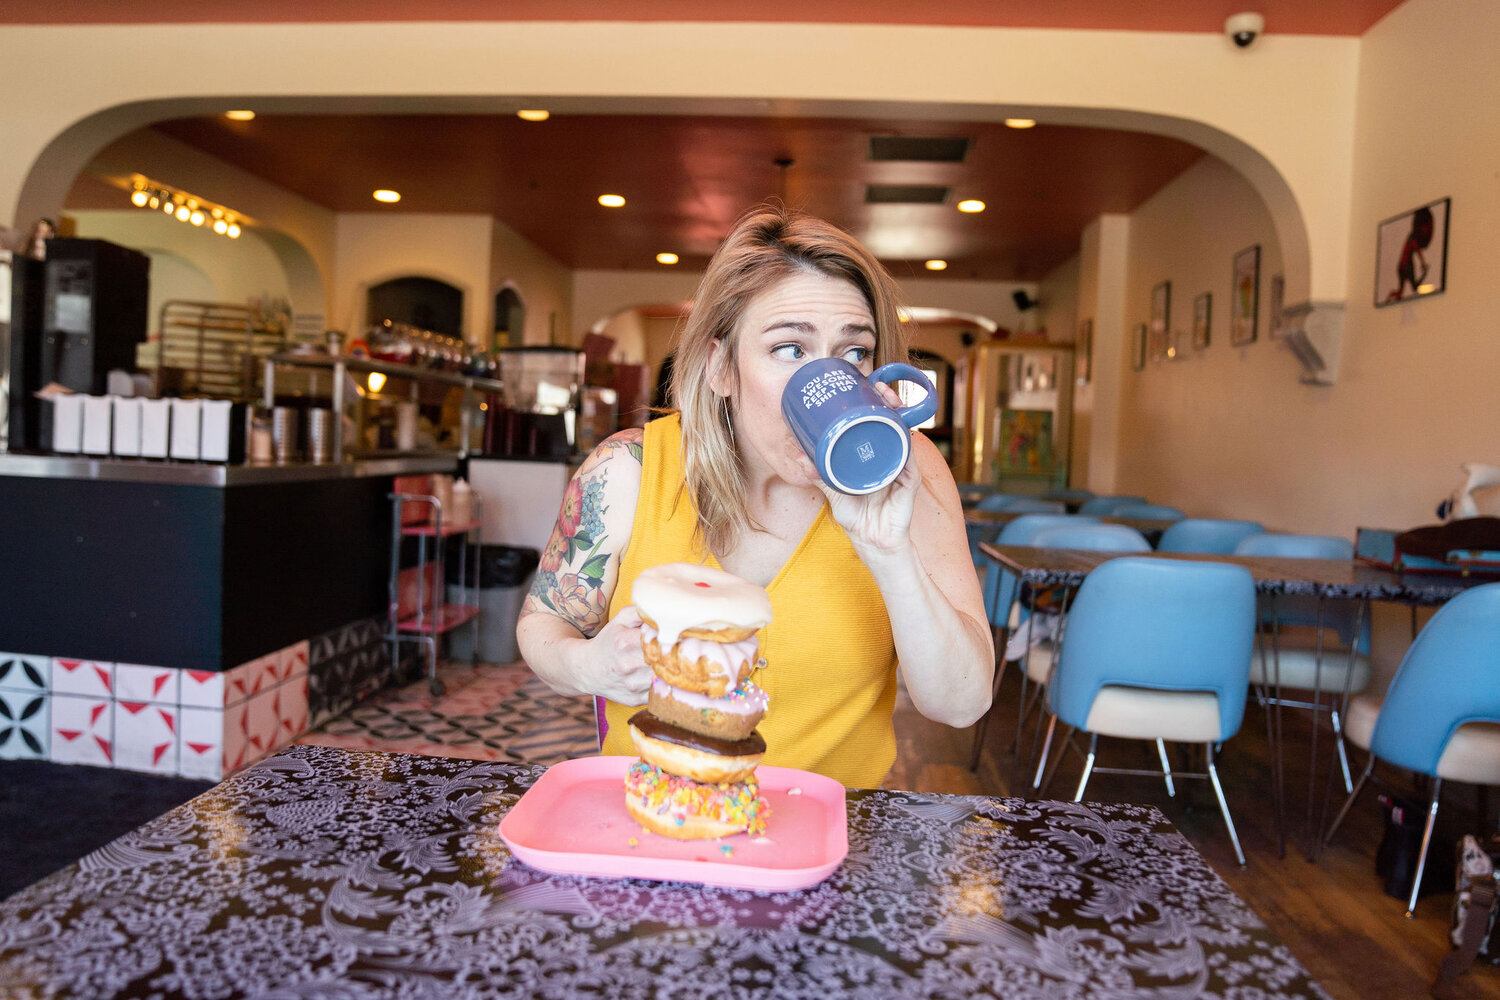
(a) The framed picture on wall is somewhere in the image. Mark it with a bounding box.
[1231,244,1260,346]
[1192,292,1212,349]
[1132,323,1147,371]
[1076,318,1093,385]
[1375,196,1449,307]
[1268,275,1285,338]
[1150,281,1171,361]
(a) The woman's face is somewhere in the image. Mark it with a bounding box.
[712,269,878,489]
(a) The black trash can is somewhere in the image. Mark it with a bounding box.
[447,544,540,664]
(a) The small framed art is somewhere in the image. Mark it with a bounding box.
[1192,292,1212,349]
[1132,323,1147,371]
[1150,281,1171,359]
[1076,319,1093,385]
[1231,245,1259,346]
[1376,197,1449,307]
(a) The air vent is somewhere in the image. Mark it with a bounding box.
[864,184,950,205]
[868,136,970,162]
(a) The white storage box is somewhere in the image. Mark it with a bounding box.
[200,399,233,462]
[169,398,201,460]
[112,397,144,457]
[81,395,113,455]
[140,398,171,459]
[51,395,83,453]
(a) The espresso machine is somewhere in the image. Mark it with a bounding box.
[485,346,584,460]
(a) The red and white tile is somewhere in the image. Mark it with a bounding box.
[178,702,249,781]
[274,642,310,684]
[245,687,282,764]
[51,659,113,699]
[114,701,179,775]
[115,663,180,705]
[49,694,113,767]
[179,670,227,710]
[276,675,310,748]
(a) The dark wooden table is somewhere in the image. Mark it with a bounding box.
[980,543,1481,605]
[0,744,1329,998]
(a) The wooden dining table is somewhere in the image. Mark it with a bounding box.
[0,744,1331,998]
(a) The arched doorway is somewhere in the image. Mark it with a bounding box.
[366,276,463,337]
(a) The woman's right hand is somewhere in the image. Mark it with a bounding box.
[578,605,652,705]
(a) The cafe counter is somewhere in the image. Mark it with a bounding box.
[0,453,457,779]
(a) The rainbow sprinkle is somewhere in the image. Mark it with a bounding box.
[624,761,770,836]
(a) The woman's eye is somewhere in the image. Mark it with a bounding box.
[843,346,871,364]
[771,343,805,361]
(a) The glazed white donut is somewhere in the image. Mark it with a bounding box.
[631,562,773,648]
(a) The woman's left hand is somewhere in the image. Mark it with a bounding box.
[796,381,920,554]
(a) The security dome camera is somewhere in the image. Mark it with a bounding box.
[1225,12,1264,48]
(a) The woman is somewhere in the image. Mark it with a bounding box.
[516,206,993,788]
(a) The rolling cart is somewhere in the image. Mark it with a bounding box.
[386,490,483,695]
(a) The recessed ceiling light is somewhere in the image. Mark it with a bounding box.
[957,199,986,213]
[1004,118,1037,129]
[598,194,626,208]
[225,110,256,122]
[373,189,401,203]
[656,252,679,265]
[924,259,948,271]
[516,109,550,122]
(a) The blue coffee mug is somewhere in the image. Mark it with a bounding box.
[781,358,938,495]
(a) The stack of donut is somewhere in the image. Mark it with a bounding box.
[623,562,773,839]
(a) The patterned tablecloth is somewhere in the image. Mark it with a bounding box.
[0,745,1328,998]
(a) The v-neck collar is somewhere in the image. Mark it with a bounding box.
[708,500,830,595]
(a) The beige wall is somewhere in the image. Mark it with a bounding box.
[1037,254,1083,485]
[332,213,493,342]
[1,20,1359,310]
[490,217,573,348]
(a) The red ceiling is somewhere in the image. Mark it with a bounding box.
[113,113,1205,280]
[3,0,1406,35]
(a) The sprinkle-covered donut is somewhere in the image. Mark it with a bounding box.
[648,675,769,741]
[623,760,770,839]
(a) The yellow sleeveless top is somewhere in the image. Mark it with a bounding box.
[602,414,898,788]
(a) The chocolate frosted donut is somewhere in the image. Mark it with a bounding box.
[628,710,765,784]
[648,675,769,741]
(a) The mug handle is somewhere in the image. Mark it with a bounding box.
[869,362,938,429]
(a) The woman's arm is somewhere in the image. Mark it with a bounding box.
[515,428,654,706]
[819,433,995,728]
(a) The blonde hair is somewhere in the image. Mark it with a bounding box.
[671,205,911,556]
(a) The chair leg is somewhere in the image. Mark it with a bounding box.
[1072,733,1099,803]
[1206,742,1246,866]
[1156,739,1177,798]
[1031,714,1058,790]
[1322,754,1375,851]
[1329,707,1354,794]
[1038,724,1074,798]
[1405,779,1443,919]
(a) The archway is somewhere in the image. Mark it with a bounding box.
[367,276,464,337]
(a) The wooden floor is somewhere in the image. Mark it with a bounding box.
[889,666,1500,1000]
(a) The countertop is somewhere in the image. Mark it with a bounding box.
[0,452,459,486]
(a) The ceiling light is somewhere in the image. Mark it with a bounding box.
[925,259,948,271]
[190,210,205,226]
[598,194,626,208]
[175,205,192,222]
[957,199,986,213]
[225,110,256,121]
[1004,118,1037,129]
[516,109,550,122]
[373,189,401,203]
[655,252,679,265]
[227,223,241,238]
[130,189,149,207]
[213,219,228,235]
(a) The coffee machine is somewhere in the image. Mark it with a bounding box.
[5,237,150,452]
[485,346,584,461]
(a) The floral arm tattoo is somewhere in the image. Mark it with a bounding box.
[524,431,643,637]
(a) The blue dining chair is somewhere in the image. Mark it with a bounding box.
[1037,556,1257,864]
[974,492,1031,512]
[1157,518,1265,554]
[1077,495,1148,516]
[1111,502,1186,522]
[1322,581,1500,917]
[1003,498,1066,514]
[969,512,1100,770]
[1043,488,1095,511]
[1020,522,1153,787]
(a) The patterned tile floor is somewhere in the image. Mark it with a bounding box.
[296,660,598,765]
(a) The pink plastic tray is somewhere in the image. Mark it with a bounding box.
[498,756,848,891]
